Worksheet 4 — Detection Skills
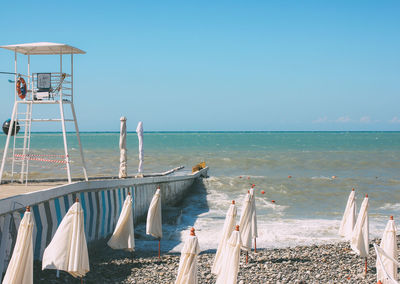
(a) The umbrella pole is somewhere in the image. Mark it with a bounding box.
[246,251,248,264]
[364,257,367,275]
[158,239,161,260]
[254,238,257,253]
[81,277,83,284]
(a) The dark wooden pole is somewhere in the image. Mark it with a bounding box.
[158,239,161,260]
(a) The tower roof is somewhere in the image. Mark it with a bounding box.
[0,42,85,55]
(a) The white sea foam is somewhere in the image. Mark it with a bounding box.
[311,176,334,180]
[135,217,385,253]
[378,203,400,212]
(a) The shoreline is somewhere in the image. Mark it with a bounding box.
[34,237,399,283]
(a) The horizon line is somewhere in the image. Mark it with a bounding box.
[17,130,400,134]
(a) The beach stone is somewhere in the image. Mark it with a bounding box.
[31,237,391,283]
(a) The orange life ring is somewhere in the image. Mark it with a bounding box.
[16,77,27,99]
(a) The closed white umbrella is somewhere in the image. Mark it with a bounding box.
[350,194,369,274]
[239,192,252,250]
[211,200,237,275]
[42,199,89,279]
[136,121,143,174]
[216,225,242,284]
[239,191,252,263]
[339,188,356,240]
[107,192,135,251]
[175,228,200,284]
[374,244,399,284]
[249,186,258,252]
[376,216,398,284]
[146,187,162,258]
[2,207,34,284]
[119,117,127,178]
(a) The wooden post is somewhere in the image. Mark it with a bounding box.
[254,238,257,253]
[158,239,161,260]
[364,193,368,277]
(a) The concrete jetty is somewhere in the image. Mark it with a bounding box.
[0,166,208,276]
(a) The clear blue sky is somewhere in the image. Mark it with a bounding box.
[0,0,399,131]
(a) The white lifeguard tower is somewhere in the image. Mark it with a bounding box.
[0,42,88,184]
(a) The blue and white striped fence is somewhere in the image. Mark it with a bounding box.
[0,167,207,277]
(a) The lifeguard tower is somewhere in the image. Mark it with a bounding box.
[0,42,88,184]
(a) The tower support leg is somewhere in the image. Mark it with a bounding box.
[70,103,88,181]
[59,101,71,183]
[0,102,18,184]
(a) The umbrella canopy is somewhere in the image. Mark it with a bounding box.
[119,117,127,178]
[376,217,398,284]
[211,200,237,275]
[136,121,144,174]
[339,188,356,240]
[175,228,200,284]
[374,244,399,284]
[2,207,34,284]
[239,192,252,251]
[249,187,258,240]
[216,226,242,284]
[146,188,162,239]
[42,200,89,278]
[350,195,369,257]
[107,193,135,251]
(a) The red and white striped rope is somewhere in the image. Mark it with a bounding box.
[18,154,66,157]
[14,154,68,164]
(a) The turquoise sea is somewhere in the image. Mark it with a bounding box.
[1,131,399,250]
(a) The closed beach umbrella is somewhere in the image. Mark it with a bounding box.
[136,121,143,174]
[351,194,369,257]
[374,244,399,284]
[119,117,127,178]
[2,207,34,284]
[107,192,135,251]
[146,187,162,258]
[239,192,252,252]
[216,225,242,284]
[175,228,200,284]
[42,199,89,278]
[376,216,398,284]
[249,187,258,252]
[350,194,369,274]
[339,188,356,240]
[211,200,237,275]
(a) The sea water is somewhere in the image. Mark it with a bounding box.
[0,131,399,251]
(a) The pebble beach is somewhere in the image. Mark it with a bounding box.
[33,237,399,283]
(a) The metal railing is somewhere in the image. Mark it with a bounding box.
[30,72,72,101]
